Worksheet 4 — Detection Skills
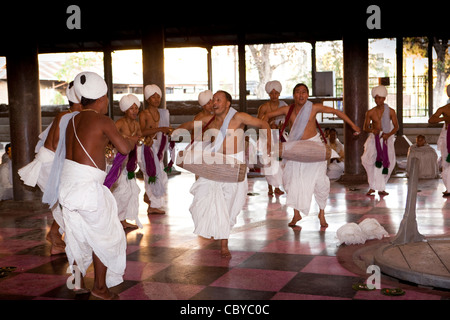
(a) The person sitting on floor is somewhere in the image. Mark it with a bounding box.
[326,129,345,180]
[406,134,439,180]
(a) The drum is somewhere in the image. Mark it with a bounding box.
[280,140,331,162]
[177,150,247,183]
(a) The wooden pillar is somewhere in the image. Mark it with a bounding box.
[396,37,404,136]
[427,36,434,117]
[206,46,213,91]
[341,34,368,180]
[6,43,41,201]
[395,37,412,156]
[311,41,317,96]
[238,34,247,112]
[142,24,166,109]
[103,45,114,119]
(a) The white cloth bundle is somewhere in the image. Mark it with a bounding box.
[359,218,389,240]
[336,223,367,246]
[336,218,389,246]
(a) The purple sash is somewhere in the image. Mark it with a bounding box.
[375,135,390,174]
[104,145,138,188]
[144,134,168,183]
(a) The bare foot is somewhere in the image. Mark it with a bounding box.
[71,273,89,294]
[143,193,150,204]
[73,287,90,295]
[274,188,284,195]
[318,211,328,228]
[378,190,389,196]
[50,245,66,255]
[147,207,165,214]
[91,288,119,300]
[121,220,138,230]
[366,189,375,196]
[221,239,232,258]
[46,233,66,255]
[288,211,302,227]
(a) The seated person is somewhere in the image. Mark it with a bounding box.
[327,129,345,180]
[0,143,13,200]
[406,134,438,179]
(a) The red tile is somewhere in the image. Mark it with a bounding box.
[0,273,68,296]
[301,256,359,277]
[119,281,205,300]
[211,268,297,292]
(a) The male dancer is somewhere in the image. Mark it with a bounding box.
[18,81,82,255]
[172,90,271,258]
[257,80,286,196]
[361,85,399,196]
[264,83,360,228]
[109,94,143,229]
[139,84,172,214]
[429,85,450,196]
[58,72,138,299]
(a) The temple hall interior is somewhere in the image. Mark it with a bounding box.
[1,2,450,308]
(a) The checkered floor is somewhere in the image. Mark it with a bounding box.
[1,169,450,301]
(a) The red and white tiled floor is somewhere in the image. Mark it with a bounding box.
[1,169,450,301]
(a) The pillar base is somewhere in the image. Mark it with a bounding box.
[338,173,368,184]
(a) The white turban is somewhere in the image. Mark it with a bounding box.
[265,80,282,95]
[198,90,213,106]
[66,81,80,104]
[119,94,140,112]
[73,71,108,100]
[371,85,388,98]
[144,84,162,100]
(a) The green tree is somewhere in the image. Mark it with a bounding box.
[55,53,103,83]
[404,37,450,109]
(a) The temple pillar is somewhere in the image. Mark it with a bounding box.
[341,34,368,181]
[142,24,166,109]
[6,43,41,200]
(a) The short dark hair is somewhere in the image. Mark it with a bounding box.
[216,90,233,106]
[80,96,97,107]
[293,83,309,96]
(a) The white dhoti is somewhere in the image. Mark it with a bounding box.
[262,155,283,188]
[137,144,168,210]
[361,133,396,191]
[18,147,64,232]
[282,134,330,215]
[437,126,450,190]
[189,152,248,240]
[110,160,143,228]
[59,160,126,288]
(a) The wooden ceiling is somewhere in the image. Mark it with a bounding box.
[2,2,448,54]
